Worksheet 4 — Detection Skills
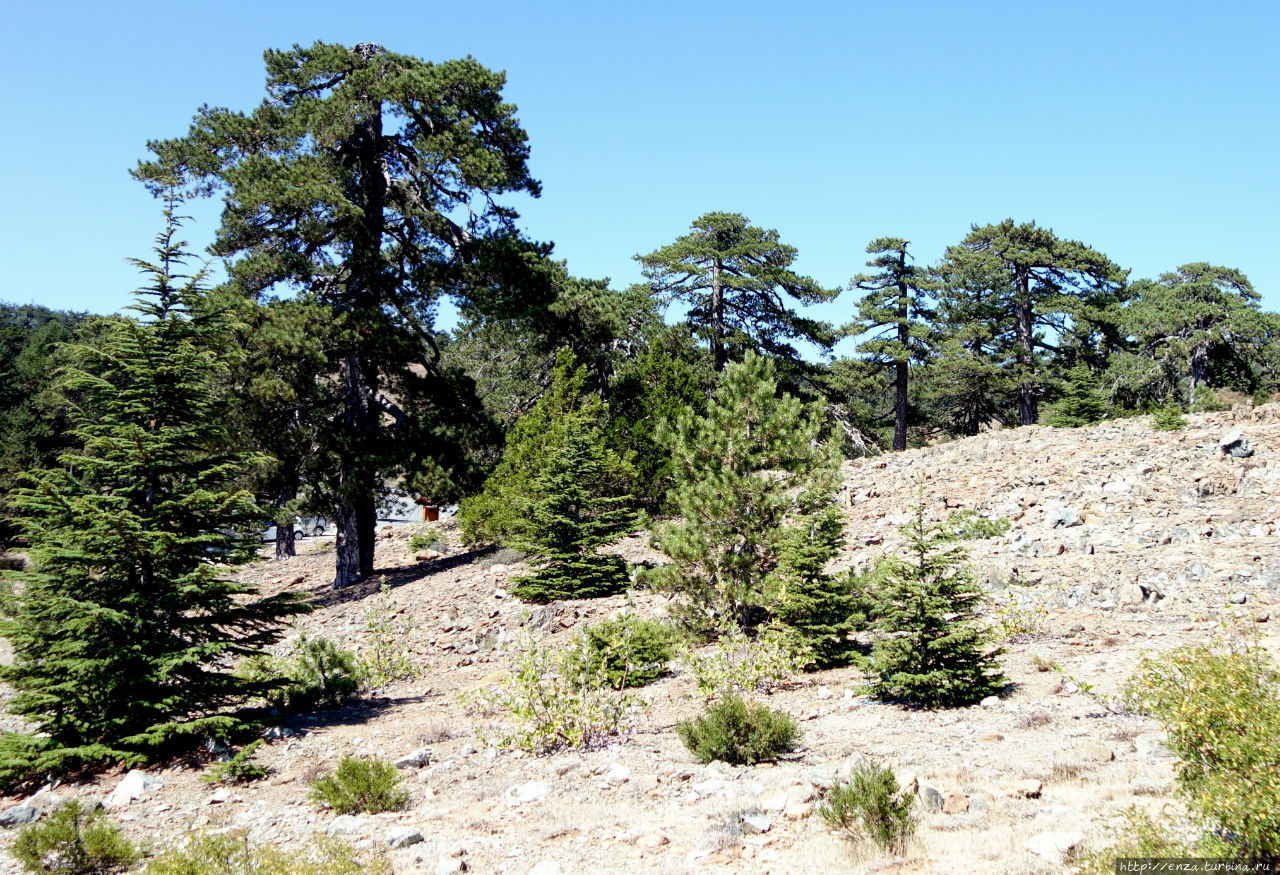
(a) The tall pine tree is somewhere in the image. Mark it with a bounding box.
[650,352,842,635]
[0,206,304,777]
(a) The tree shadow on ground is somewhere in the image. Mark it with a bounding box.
[304,545,500,609]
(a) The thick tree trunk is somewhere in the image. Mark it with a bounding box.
[710,258,726,371]
[894,250,909,452]
[274,485,297,560]
[1189,342,1211,408]
[1014,267,1038,426]
[334,86,388,589]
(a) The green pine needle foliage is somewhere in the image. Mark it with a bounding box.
[565,614,674,688]
[649,352,843,635]
[467,349,637,602]
[772,505,861,668]
[675,694,800,765]
[868,503,1005,708]
[820,761,917,853]
[1044,364,1110,428]
[309,755,409,815]
[12,800,139,874]
[1151,402,1187,431]
[0,206,305,783]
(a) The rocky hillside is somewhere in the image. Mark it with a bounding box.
[1,405,1278,874]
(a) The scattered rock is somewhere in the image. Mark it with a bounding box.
[386,826,424,848]
[327,814,367,836]
[636,832,670,850]
[395,748,432,769]
[207,789,230,804]
[1025,830,1084,862]
[528,862,562,875]
[1220,429,1254,458]
[1012,779,1043,799]
[104,769,162,809]
[980,695,1000,709]
[0,805,39,828]
[1073,743,1115,764]
[604,763,631,786]
[435,857,467,875]
[506,780,549,805]
[1229,592,1248,605]
[739,811,771,834]
[920,785,944,812]
[942,793,969,814]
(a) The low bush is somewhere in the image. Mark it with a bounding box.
[682,624,809,699]
[12,800,139,874]
[676,694,800,765]
[204,739,269,785]
[1123,642,1280,861]
[820,760,916,853]
[282,636,364,709]
[462,636,637,753]
[943,509,1011,541]
[359,586,421,687]
[309,755,409,815]
[1150,402,1186,431]
[144,831,389,875]
[565,614,673,688]
[407,530,447,554]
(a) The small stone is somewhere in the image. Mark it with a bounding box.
[459,744,476,757]
[977,732,1004,743]
[104,769,162,809]
[920,785,944,812]
[1220,429,1254,458]
[815,685,832,700]
[0,805,39,828]
[529,862,562,875]
[1025,830,1084,862]
[394,748,432,769]
[208,789,230,805]
[328,814,366,836]
[1012,779,1043,799]
[758,790,788,813]
[435,857,466,875]
[980,695,1000,709]
[942,793,969,814]
[1229,592,1248,605]
[1258,611,1271,623]
[506,780,549,805]
[386,826,424,849]
[739,811,771,834]
[604,763,631,786]
[636,832,670,850]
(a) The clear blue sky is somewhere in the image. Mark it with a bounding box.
[3,0,1277,348]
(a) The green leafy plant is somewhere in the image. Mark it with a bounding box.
[144,831,388,875]
[1150,402,1186,431]
[682,624,810,699]
[868,501,1005,708]
[204,739,269,785]
[1073,807,1194,875]
[407,531,448,554]
[283,636,364,709]
[12,800,139,874]
[309,755,409,815]
[565,613,674,688]
[820,760,917,853]
[943,509,1011,541]
[991,601,1049,642]
[462,635,637,753]
[676,694,800,765]
[359,586,420,687]
[1122,642,1280,860]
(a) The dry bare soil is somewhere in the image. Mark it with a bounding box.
[3,406,1279,874]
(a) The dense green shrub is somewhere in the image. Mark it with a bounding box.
[309,755,409,815]
[566,614,674,688]
[676,694,800,765]
[1150,402,1186,431]
[144,831,388,875]
[204,739,269,785]
[407,530,448,554]
[682,625,809,698]
[943,509,1011,541]
[284,636,364,709]
[12,800,139,874]
[1123,643,1280,860]
[820,761,916,853]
